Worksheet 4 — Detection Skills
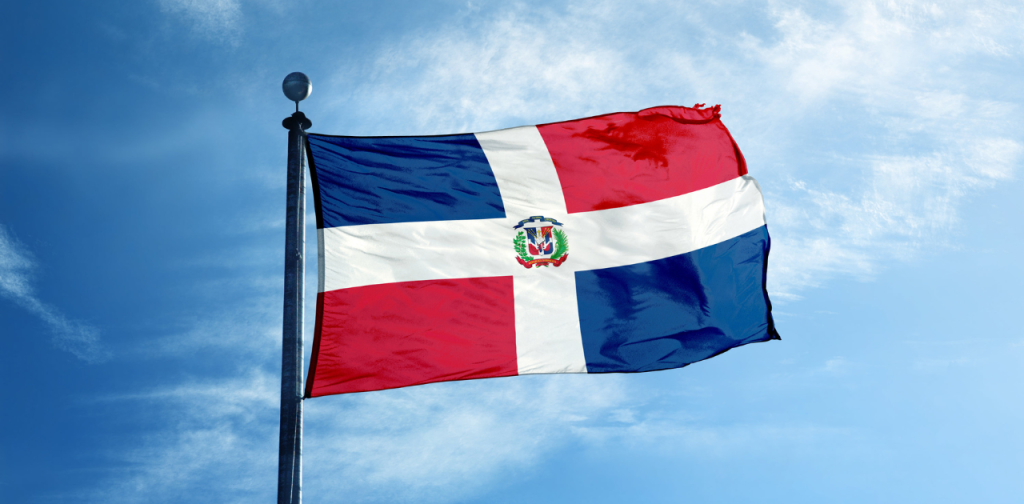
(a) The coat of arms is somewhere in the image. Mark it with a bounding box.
[513,216,568,268]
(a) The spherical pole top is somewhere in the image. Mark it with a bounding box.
[282,72,312,109]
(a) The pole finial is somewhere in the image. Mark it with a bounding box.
[283,72,312,112]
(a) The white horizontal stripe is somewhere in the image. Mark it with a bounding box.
[317,228,326,294]
[565,175,766,272]
[320,175,766,292]
[321,218,516,292]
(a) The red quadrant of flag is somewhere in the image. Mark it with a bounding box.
[538,105,748,213]
[306,277,518,397]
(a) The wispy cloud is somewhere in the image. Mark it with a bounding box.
[82,357,855,502]
[574,417,854,459]
[86,367,850,503]
[158,0,242,42]
[83,369,632,503]
[305,375,629,502]
[0,224,108,363]
[749,0,1023,298]
[84,370,279,504]
[323,3,637,135]
[144,293,280,358]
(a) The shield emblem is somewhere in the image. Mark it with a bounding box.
[526,226,554,256]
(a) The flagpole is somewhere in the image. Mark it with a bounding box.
[279,72,311,504]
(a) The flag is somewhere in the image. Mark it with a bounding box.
[303,104,779,398]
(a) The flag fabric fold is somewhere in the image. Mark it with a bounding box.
[303,104,778,398]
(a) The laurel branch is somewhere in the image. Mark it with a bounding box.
[550,228,568,261]
[513,232,533,263]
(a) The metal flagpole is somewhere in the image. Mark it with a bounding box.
[279,72,312,504]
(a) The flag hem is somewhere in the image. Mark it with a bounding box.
[304,135,325,399]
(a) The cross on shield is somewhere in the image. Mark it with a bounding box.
[526,226,554,256]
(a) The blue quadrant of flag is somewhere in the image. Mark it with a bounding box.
[307,134,506,228]
[576,226,773,373]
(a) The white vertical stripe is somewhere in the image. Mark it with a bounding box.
[511,269,587,374]
[476,126,568,216]
[477,127,587,375]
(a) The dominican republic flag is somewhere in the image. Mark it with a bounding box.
[303,104,779,398]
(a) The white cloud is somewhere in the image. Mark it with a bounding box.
[87,366,849,503]
[158,0,242,42]
[574,418,853,458]
[767,139,1021,297]
[323,2,648,135]
[754,0,1024,101]
[913,357,973,371]
[142,295,280,357]
[750,1,1024,298]
[0,224,108,363]
[84,370,279,504]
[817,357,850,375]
[304,375,628,502]
[83,369,633,503]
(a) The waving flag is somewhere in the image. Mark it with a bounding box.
[303,105,779,397]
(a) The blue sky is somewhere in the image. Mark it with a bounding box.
[1,0,1023,502]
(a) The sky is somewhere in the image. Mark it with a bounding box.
[1,0,1023,502]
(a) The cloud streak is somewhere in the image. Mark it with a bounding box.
[83,368,633,503]
[84,367,852,503]
[0,224,108,362]
[158,0,242,42]
[83,369,279,504]
[749,0,1023,298]
[304,375,630,502]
